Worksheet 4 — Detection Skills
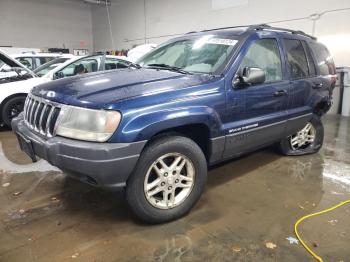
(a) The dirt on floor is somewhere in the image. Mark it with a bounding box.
[0,115,350,262]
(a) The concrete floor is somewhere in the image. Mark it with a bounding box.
[0,115,349,262]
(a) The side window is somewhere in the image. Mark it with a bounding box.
[239,39,282,83]
[56,57,100,78]
[35,57,55,67]
[17,57,34,70]
[283,39,309,79]
[302,42,317,76]
[310,42,335,75]
[104,58,130,70]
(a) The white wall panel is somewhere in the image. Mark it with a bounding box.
[0,0,93,52]
[212,0,249,10]
[91,0,350,66]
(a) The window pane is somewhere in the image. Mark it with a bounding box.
[240,39,282,82]
[104,58,130,70]
[34,58,70,76]
[310,42,335,75]
[283,39,309,79]
[35,57,55,67]
[57,57,100,78]
[303,42,317,76]
[17,57,33,70]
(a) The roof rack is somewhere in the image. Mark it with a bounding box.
[188,24,316,40]
[185,25,248,35]
[248,24,317,40]
[200,25,249,33]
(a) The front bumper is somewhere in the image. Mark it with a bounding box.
[12,115,146,191]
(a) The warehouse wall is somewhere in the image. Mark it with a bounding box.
[0,0,93,52]
[91,0,350,66]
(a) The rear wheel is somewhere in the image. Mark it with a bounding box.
[126,136,207,223]
[2,95,26,127]
[277,115,324,156]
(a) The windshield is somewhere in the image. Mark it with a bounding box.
[138,36,239,74]
[34,57,71,77]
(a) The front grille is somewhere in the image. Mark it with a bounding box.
[23,94,62,137]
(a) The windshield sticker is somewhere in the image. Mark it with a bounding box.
[206,38,238,46]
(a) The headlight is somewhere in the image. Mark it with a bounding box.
[56,106,121,142]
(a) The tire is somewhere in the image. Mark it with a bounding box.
[1,95,26,127]
[277,115,324,156]
[126,135,207,224]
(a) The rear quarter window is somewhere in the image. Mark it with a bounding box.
[302,42,317,77]
[310,42,335,75]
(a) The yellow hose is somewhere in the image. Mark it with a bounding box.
[294,199,350,262]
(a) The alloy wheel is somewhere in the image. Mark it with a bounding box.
[144,153,195,209]
[289,122,316,150]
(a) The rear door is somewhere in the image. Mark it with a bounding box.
[282,39,317,135]
[224,37,289,158]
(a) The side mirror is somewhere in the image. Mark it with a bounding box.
[233,67,265,87]
[54,71,64,80]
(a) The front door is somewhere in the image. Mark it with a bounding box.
[224,37,289,158]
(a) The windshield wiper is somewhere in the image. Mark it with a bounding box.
[146,63,192,75]
[128,62,142,69]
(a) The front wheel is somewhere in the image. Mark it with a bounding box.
[126,136,207,224]
[2,95,26,127]
[277,115,324,156]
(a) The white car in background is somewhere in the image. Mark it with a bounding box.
[0,52,133,127]
[32,54,77,76]
[127,44,158,62]
[6,52,70,70]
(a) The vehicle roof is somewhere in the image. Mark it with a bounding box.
[183,28,248,39]
[185,24,317,42]
[129,44,158,52]
[107,55,128,60]
[12,53,67,58]
[60,53,75,57]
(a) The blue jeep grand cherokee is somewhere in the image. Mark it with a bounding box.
[12,25,336,223]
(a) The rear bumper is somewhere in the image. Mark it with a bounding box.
[12,115,146,191]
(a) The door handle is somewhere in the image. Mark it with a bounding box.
[273,90,288,97]
[312,83,323,89]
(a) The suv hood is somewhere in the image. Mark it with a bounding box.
[0,51,37,83]
[0,51,37,72]
[0,51,24,68]
[31,68,211,108]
